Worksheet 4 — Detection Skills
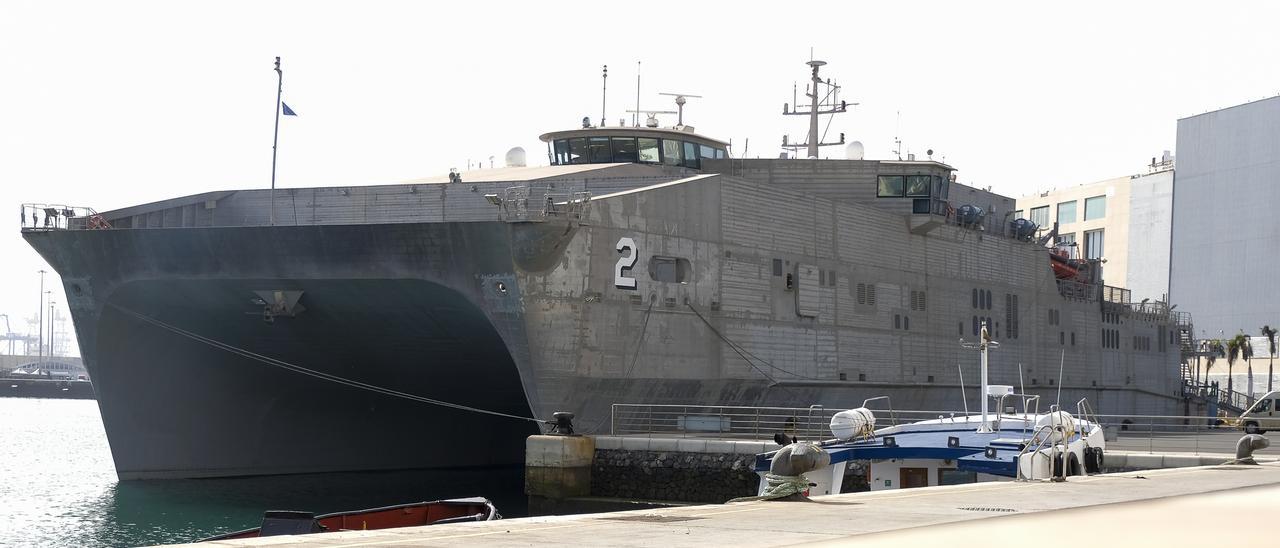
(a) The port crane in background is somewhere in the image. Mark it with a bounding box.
[0,313,43,356]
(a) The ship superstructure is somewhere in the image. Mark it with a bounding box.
[22,62,1190,479]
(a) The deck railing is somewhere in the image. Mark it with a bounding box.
[19,204,107,231]
[495,187,591,223]
[607,403,1276,457]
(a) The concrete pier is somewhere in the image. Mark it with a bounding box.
[181,460,1280,547]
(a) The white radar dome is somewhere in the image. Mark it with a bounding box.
[829,407,876,440]
[505,147,527,168]
[845,141,864,160]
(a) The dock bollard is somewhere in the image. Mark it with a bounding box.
[526,412,595,505]
[1231,434,1270,465]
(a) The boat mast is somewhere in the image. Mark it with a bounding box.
[961,320,1000,433]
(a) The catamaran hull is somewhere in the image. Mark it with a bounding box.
[23,170,1186,480]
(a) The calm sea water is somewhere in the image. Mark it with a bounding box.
[0,398,526,547]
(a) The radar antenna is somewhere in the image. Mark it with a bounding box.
[782,59,855,159]
[625,109,677,128]
[658,92,702,127]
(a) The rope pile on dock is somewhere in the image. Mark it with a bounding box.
[726,473,813,503]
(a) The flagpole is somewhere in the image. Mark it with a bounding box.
[270,56,283,226]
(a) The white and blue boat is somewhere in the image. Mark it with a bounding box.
[752,322,1107,495]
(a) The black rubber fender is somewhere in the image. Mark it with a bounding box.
[1083,446,1103,474]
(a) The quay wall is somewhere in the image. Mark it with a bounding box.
[589,449,758,503]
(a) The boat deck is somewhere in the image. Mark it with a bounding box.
[180,460,1280,547]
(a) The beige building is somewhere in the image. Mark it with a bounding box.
[1015,156,1174,302]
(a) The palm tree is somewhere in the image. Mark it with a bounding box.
[1243,334,1255,399]
[1226,336,1240,397]
[1227,334,1252,399]
[1203,339,1221,391]
[1263,325,1277,394]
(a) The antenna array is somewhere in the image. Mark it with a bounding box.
[781,60,855,159]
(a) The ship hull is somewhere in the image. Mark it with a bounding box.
[26,223,541,479]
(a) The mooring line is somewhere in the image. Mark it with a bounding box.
[107,303,547,425]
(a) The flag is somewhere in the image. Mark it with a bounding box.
[282,102,297,116]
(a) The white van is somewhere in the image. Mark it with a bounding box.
[1238,391,1280,434]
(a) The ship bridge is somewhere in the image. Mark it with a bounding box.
[540,127,729,170]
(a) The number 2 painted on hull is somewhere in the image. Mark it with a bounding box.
[615,237,638,289]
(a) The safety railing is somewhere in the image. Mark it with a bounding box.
[1101,285,1131,305]
[611,403,1037,441]
[1015,424,1061,481]
[495,186,590,223]
[609,403,1279,457]
[19,204,108,231]
[1181,380,1254,414]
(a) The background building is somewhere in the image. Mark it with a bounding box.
[1171,96,1280,339]
[1015,157,1174,302]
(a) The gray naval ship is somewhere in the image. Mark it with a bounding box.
[22,61,1190,479]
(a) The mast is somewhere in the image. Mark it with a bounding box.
[960,319,1000,433]
[782,59,851,159]
[634,61,641,127]
[600,65,608,127]
[806,61,821,159]
[271,57,283,226]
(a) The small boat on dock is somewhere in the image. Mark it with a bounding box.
[199,497,499,541]
[750,321,1106,496]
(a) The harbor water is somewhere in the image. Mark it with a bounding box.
[0,398,527,547]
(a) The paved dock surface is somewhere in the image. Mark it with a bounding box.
[181,462,1280,547]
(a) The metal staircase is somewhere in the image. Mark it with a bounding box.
[1175,312,1251,415]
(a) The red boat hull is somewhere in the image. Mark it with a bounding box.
[202,497,499,541]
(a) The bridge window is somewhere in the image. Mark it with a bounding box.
[682,141,699,169]
[877,175,905,197]
[906,175,931,197]
[553,139,570,164]
[611,137,638,163]
[662,140,682,166]
[568,138,589,164]
[638,138,661,163]
[549,135,725,167]
[588,137,612,163]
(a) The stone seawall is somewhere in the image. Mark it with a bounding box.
[590,449,759,503]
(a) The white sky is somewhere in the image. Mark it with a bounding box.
[2,1,1279,357]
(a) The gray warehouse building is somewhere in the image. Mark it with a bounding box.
[1171,96,1280,337]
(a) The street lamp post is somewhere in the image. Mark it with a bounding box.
[48,299,56,357]
[37,270,45,363]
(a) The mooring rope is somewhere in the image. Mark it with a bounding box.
[107,303,547,425]
[726,473,812,503]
